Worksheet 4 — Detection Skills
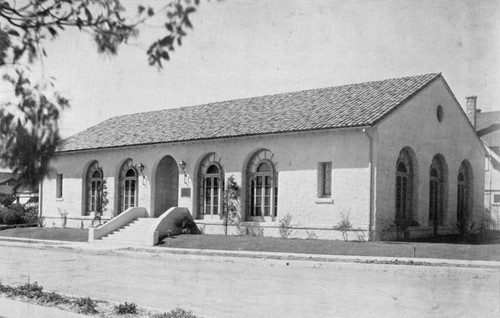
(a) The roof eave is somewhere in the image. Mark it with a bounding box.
[55,124,372,155]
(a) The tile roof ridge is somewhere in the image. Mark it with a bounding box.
[109,72,442,118]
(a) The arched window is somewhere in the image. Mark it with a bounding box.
[118,159,138,214]
[457,161,472,225]
[395,149,414,221]
[123,168,137,211]
[85,161,103,215]
[429,155,446,230]
[198,153,224,217]
[247,149,278,219]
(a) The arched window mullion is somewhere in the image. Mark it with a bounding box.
[85,162,103,216]
[247,150,278,220]
[457,162,471,226]
[395,149,414,222]
[198,154,224,217]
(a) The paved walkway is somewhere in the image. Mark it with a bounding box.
[0,297,89,318]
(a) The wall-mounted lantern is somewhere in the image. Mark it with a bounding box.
[136,163,146,183]
[179,160,187,177]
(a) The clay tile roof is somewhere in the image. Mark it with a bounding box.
[58,73,441,152]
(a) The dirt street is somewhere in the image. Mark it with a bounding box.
[0,244,499,318]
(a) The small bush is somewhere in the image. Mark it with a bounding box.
[40,291,67,305]
[278,214,293,239]
[175,215,196,234]
[23,205,39,224]
[16,281,43,299]
[74,297,99,314]
[115,302,138,315]
[0,204,26,225]
[152,307,198,318]
[0,282,15,294]
[335,213,353,241]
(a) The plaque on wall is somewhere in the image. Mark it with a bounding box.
[181,188,191,197]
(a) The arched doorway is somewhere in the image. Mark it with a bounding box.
[153,155,179,217]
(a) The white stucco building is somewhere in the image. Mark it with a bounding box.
[40,73,485,241]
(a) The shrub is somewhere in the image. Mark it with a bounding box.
[223,175,241,235]
[278,214,293,239]
[152,307,198,318]
[175,215,196,234]
[40,291,67,305]
[16,281,43,299]
[335,213,353,241]
[0,204,25,225]
[74,297,98,314]
[115,302,138,315]
[23,205,39,224]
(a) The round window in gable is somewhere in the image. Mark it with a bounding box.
[436,105,443,123]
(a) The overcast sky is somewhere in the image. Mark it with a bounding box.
[33,0,500,138]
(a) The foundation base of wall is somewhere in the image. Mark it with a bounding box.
[42,216,112,229]
[195,220,369,241]
[378,226,457,241]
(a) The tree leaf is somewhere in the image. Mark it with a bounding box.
[84,7,93,23]
[7,29,20,37]
[47,27,57,37]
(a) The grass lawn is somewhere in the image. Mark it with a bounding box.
[0,227,88,242]
[1,226,499,262]
[158,233,500,262]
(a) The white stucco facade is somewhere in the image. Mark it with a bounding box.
[40,75,486,240]
[41,128,371,239]
[374,78,485,238]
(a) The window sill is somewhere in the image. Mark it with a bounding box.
[197,214,221,221]
[55,198,63,202]
[315,197,333,204]
[247,216,276,222]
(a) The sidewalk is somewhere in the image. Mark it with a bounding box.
[1,236,500,269]
[0,297,89,318]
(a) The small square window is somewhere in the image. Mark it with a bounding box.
[318,162,332,198]
[56,174,63,198]
[494,194,500,205]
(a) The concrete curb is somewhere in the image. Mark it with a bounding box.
[1,236,500,269]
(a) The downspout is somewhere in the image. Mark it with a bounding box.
[363,128,375,240]
[38,179,43,227]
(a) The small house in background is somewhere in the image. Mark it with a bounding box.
[471,99,500,228]
[40,73,486,241]
[0,170,38,206]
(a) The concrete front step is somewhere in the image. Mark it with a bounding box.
[98,217,158,247]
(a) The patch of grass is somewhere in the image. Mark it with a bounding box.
[114,302,138,315]
[0,227,88,242]
[0,281,183,317]
[40,291,67,305]
[74,296,98,314]
[152,307,198,318]
[159,232,500,261]
[16,281,44,299]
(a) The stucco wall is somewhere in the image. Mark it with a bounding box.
[374,77,485,237]
[41,129,371,230]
